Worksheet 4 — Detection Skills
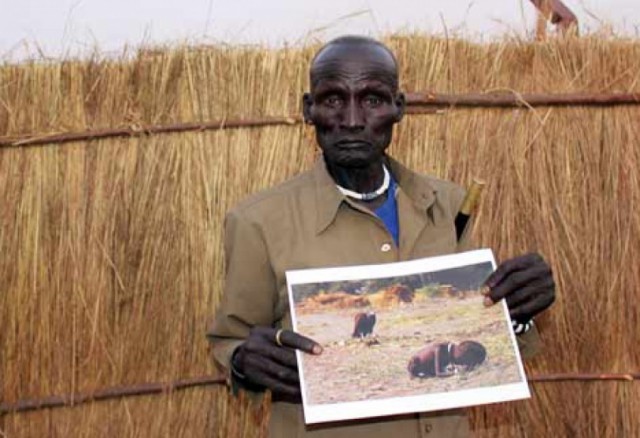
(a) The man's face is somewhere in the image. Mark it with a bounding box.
[303,44,405,168]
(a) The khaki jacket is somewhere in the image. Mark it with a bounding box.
[208,157,540,438]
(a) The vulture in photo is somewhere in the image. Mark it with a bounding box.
[352,311,376,338]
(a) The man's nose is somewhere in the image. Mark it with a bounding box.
[341,99,365,130]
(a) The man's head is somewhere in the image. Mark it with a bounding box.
[451,341,487,370]
[303,36,405,168]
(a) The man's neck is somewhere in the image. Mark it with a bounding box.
[325,157,386,194]
[326,157,390,210]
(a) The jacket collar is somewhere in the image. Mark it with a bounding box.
[313,156,438,234]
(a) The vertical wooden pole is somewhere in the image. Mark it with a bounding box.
[535,0,550,41]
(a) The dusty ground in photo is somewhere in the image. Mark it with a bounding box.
[295,295,523,406]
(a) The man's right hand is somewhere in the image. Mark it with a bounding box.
[232,327,323,403]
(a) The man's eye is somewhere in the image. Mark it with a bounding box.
[323,96,343,106]
[364,95,383,106]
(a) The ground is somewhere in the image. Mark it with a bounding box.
[295,295,523,406]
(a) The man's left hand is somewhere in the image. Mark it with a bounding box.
[483,253,555,323]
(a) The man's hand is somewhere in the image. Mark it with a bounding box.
[483,253,555,323]
[232,327,322,403]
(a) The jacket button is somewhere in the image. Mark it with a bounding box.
[380,243,392,252]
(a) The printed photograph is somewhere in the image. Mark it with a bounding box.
[286,249,530,424]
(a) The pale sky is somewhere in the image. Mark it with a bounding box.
[1,0,638,61]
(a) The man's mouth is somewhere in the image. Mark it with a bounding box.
[336,140,370,148]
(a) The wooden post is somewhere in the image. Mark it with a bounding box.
[535,0,550,40]
[530,0,578,38]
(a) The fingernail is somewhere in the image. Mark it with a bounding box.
[483,296,494,307]
[312,345,323,355]
[480,286,491,296]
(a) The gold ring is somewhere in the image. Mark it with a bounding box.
[275,329,284,347]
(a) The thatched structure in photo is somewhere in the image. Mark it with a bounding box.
[1,34,639,437]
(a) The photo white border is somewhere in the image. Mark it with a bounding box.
[286,249,531,424]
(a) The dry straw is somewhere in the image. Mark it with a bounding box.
[1,35,639,437]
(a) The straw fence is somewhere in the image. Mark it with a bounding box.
[1,35,639,437]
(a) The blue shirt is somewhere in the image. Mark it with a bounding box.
[374,175,399,247]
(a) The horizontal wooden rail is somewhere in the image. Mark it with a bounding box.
[404,92,640,107]
[0,375,225,416]
[0,116,302,148]
[529,372,640,382]
[1,372,638,416]
[1,92,639,148]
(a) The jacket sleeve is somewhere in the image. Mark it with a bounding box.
[515,325,541,359]
[206,208,278,374]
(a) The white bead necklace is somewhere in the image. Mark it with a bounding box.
[336,165,390,201]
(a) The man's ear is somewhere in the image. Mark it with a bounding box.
[302,93,314,125]
[394,92,406,123]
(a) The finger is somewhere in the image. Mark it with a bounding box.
[245,339,298,368]
[247,368,302,398]
[278,329,323,355]
[249,326,323,355]
[244,354,300,385]
[249,326,278,340]
[487,265,552,303]
[485,253,543,289]
[503,285,536,310]
[501,281,552,313]
[269,346,298,368]
[509,291,555,322]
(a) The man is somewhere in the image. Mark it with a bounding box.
[208,36,555,437]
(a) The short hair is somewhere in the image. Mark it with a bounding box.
[311,35,398,67]
[310,35,399,89]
